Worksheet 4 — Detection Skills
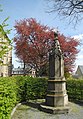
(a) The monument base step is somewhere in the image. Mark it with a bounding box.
[39,104,70,114]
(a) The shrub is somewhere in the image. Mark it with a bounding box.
[26,77,48,100]
[0,77,17,119]
[67,79,83,101]
[15,76,27,102]
[15,76,48,101]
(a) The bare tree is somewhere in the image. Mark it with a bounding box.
[47,0,83,25]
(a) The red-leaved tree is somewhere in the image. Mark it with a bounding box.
[58,34,79,73]
[14,18,79,76]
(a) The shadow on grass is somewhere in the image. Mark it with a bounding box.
[69,99,83,107]
[21,100,45,110]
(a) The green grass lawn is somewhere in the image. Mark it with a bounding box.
[12,101,83,119]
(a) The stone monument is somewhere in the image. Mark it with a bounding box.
[40,32,69,114]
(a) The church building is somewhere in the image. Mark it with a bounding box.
[0,25,12,77]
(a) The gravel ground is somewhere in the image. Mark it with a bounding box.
[12,100,83,119]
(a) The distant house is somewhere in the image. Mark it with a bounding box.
[12,67,24,75]
[29,68,36,78]
[75,65,83,79]
[12,67,36,77]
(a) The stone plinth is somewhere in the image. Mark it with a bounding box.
[40,104,69,114]
[46,78,68,107]
[40,77,69,114]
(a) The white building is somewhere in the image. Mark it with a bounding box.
[0,26,12,77]
[75,65,83,79]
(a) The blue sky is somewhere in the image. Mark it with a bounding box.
[0,0,83,71]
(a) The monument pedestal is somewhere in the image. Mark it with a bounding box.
[40,78,69,114]
[46,78,68,107]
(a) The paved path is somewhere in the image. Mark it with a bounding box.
[12,101,83,119]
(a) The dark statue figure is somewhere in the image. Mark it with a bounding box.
[49,32,63,78]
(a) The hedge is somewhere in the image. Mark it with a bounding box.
[0,76,83,119]
[16,76,83,101]
[0,76,48,119]
[67,79,83,101]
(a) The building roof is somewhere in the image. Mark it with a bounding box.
[78,65,83,74]
[12,67,24,71]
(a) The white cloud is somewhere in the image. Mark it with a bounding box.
[72,34,83,41]
[81,48,83,51]
[75,59,83,67]
[52,28,58,33]
[74,57,83,72]
[76,55,83,59]
[26,22,29,26]
[74,52,83,72]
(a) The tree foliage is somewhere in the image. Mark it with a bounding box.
[58,33,79,72]
[14,18,54,75]
[47,0,83,25]
[14,18,79,76]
